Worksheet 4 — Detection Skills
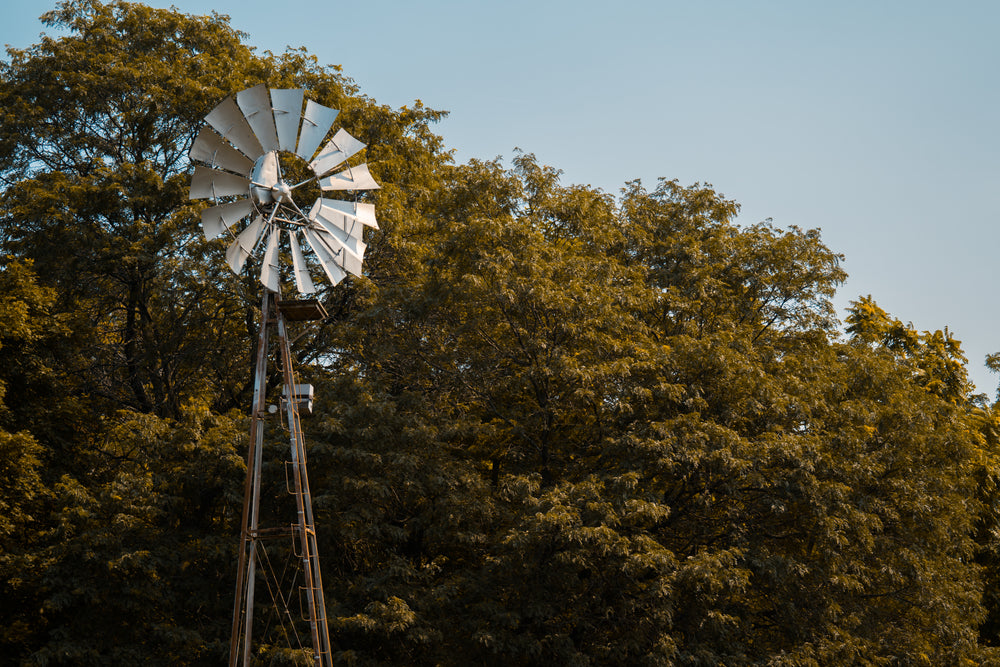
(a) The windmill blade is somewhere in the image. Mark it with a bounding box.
[205,97,265,160]
[271,88,304,153]
[225,214,266,273]
[259,227,281,292]
[296,100,339,160]
[237,84,279,152]
[190,127,253,176]
[201,199,254,239]
[313,228,364,276]
[316,219,366,260]
[288,230,316,295]
[309,128,366,176]
[309,199,368,240]
[303,227,347,286]
[314,208,363,240]
[190,166,251,199]
[236,214,267,254]
[314,198,378,229]
[318,163,380,191]
[225,239,251,275]
[313,214,363,245]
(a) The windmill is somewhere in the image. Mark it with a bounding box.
[189,84,379,667]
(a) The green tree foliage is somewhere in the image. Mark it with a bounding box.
[316,164,988,665]
[0,0,260,419]
[0,2,997,665]
[972,357,1000,650]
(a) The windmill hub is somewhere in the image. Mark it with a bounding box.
[271,180,293,203]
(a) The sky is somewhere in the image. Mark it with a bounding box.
[3,1,999,393]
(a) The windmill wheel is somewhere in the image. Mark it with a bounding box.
[189,84,379,295]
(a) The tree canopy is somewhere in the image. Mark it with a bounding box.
[2,2,1000,665]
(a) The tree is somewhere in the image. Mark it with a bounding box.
[0,260,60,661]
[309,163,990,664]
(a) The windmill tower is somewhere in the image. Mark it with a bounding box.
[188,84,380,667]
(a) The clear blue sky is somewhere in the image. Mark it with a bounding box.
[4,1,999,393]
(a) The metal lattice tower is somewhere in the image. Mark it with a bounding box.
[229,293,332,667]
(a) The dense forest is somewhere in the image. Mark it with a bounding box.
[2,2,1000,665]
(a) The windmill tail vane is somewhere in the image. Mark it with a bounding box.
[189,84,380,294]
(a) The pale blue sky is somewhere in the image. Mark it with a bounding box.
[4,1,999,393]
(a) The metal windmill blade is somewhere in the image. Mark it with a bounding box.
[188,86,380,295]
